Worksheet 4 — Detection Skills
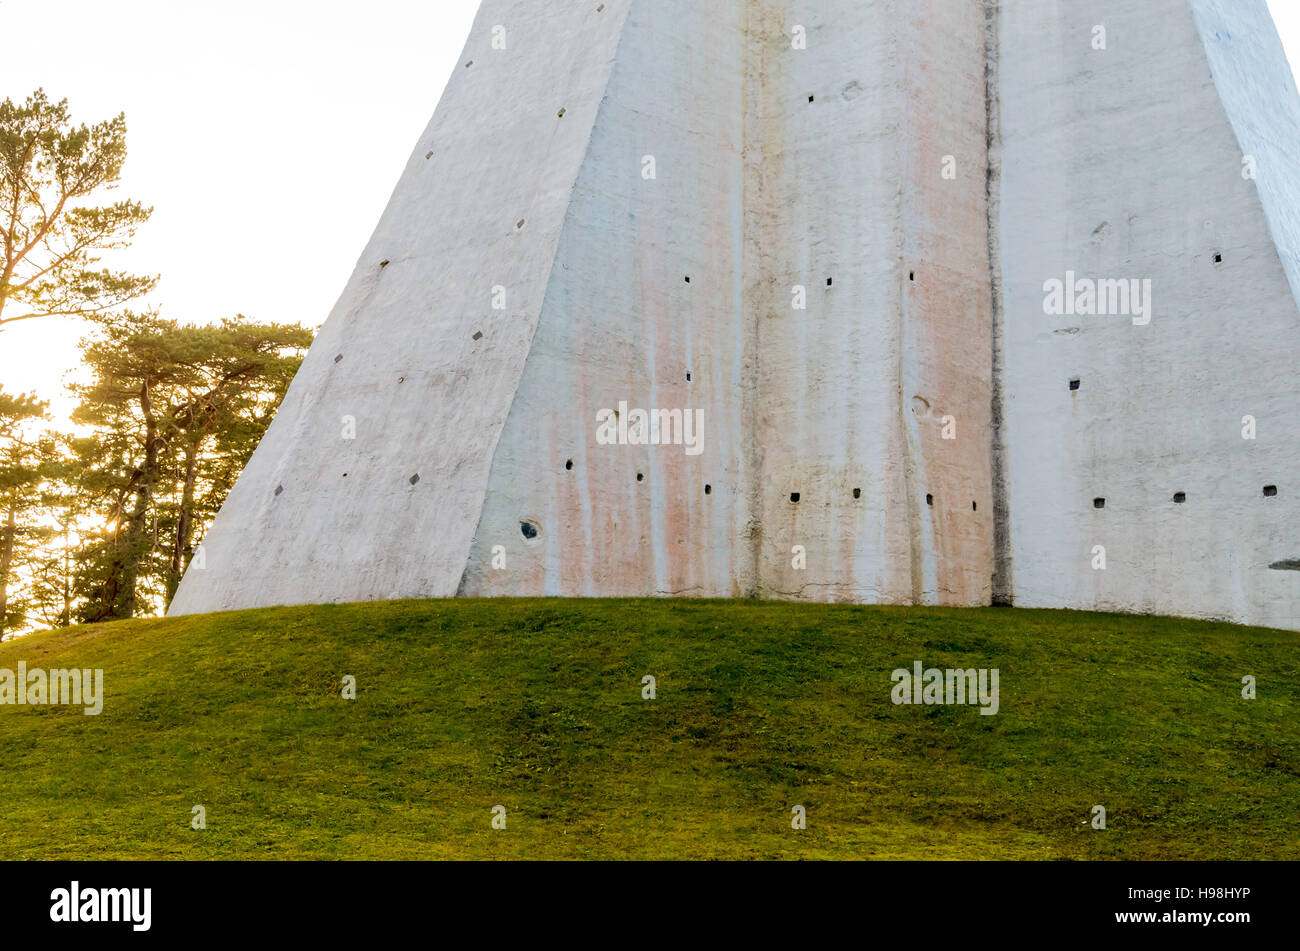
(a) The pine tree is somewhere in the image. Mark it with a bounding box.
[0,387,48,637]
[0,90,155,330]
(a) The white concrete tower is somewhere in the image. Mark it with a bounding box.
[171,0,1300,632]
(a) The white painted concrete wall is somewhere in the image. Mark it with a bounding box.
[997,0,1300,629]
[460,0,751,599]
[460,0,992,605]
[173,0,1300,631]
[744,0,992,606]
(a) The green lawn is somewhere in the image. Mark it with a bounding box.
[1,599,1296,859]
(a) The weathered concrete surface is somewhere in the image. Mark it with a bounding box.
[996,0,1300,629]
[740,0,992,606]
[173,0,1300,630]
[460,0,750,599]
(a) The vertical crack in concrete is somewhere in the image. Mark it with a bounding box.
[739,0,770,598]
[898,7,923,605]
[985,0,1012,606]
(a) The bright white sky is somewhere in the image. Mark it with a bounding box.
[1,0,1299,420]
[0,0,480,416]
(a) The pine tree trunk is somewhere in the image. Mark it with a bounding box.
[0,500,15,637]
[167,442,198,605]
[98,383,162,621]
[61,521,71,628]
[114,424,159,619]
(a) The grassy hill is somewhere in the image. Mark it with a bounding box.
[1,599,1296,860]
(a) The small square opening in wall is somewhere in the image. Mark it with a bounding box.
[1069,378,1081,391]
[909,271,915,282]
[684,275,690,283]
[826,277,832,286]
[565,459,574,471]
[925,493,933,506]
[1213,252,1223,264]
[686,371,692,382]
[1094,497,1106,509]
[972,501,977,511]
[1264,485,1278,497]
[808,94,815,103]
[1173,492,1187,503]
[790,492,800,503]
[636,472,644,483]
[705,484,712,495]
[853,488,861,500]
